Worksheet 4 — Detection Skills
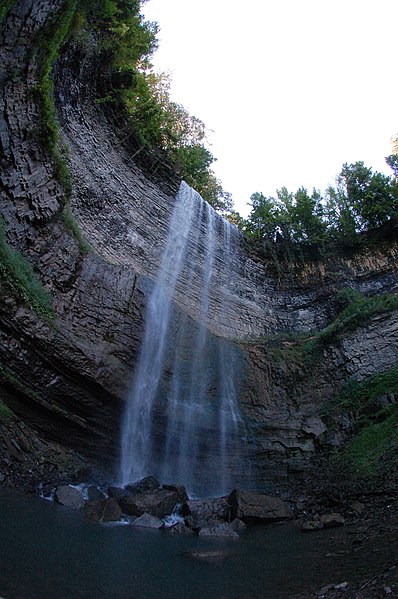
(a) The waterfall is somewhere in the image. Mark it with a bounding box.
[118,182,243,496]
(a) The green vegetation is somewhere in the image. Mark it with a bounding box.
[28,0,232,212]
[244,289,398,367]
[309,288,398,350]
[71,0,231,211]
[0,0,16,25]
[33,0,77,198]
[333,366,398,476]
[61,205,91,252]
[333,366,398,414]
[0,217,54,319]
[0,360,43,408]
[0,399,14,419]
[234,159,398,263]
[340,407,398,476]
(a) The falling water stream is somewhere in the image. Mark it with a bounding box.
[119,182,243,495]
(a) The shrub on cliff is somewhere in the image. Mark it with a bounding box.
[0,218,54,319]
[80,1,232,212]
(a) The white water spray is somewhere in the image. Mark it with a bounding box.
[119,182,243,495]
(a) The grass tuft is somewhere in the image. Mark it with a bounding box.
[0,217,54,319]
[61,205,91,252]
[0,0,16,25]
[0,399,14,420]
[33,0,78,199]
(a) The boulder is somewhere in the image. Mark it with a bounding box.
[119,488,179,518]
[38,483,56,499]
[131,513,164,529]
[186,497,230,520]
[54,485,85,510]
[162,484,189,503]
[230,518,247,532]
[168,522,193,535]
[86,486,106,501]
[198,523,239,538]
[320,513,345,528]
[228,489,292,523]
[179,550,231,562]
[108,486,128,499]
[124,476,160,495]
[301,520,322,532]
[348,500,365,515]
[301,417,327,437]
[84,498,122,522]
[184,514,224,531]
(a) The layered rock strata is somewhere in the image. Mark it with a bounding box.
[0,1,397,491]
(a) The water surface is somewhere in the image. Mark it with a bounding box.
[0,487,396,599]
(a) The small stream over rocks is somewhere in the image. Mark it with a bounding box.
[36,476,293,537]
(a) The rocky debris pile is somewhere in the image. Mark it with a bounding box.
[0,415,91,493]
[38,476,293,536]
[293,479,398,536]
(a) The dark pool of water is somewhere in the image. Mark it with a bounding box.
[0,487,396,599]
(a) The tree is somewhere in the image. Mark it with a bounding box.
[247,192,280,242]
[340,162,398,229]
[324,183,358,244]
[386,154,398,179]
[290,187,327,245]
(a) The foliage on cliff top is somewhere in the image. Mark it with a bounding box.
[234,159,398,266]
[0,217,54,319]
[76,0,232,212]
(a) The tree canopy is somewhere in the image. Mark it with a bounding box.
[234,157,398,262]
[80,0,232,212]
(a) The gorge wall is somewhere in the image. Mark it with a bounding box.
[1,0,398,492]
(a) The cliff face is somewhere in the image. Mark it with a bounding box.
[1,1,398,491]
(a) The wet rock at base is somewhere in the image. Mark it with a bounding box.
[54,485,85,509]
[301,520,323,532]
[183,497,230,531]
[184,514,224,532]
[162,484,189,503]
[131,513,164,529]
[167,522,193,534]
[228,489,292,523]
[118,487,180,518]
[198,523,239,538]
[186,497,230,520]
[320,512,345,528]
[86,485,106,501]
[108,486,128,499]
[84,498,122,523]
[179,550,232,562]
[230,518,247,532]
[39,483,56,499]
[124,476,160,495]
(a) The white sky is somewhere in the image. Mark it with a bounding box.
[143,0,398,216]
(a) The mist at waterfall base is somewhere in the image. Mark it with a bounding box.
[119,182,245,496]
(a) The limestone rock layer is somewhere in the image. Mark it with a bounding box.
[1,1,398,490]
